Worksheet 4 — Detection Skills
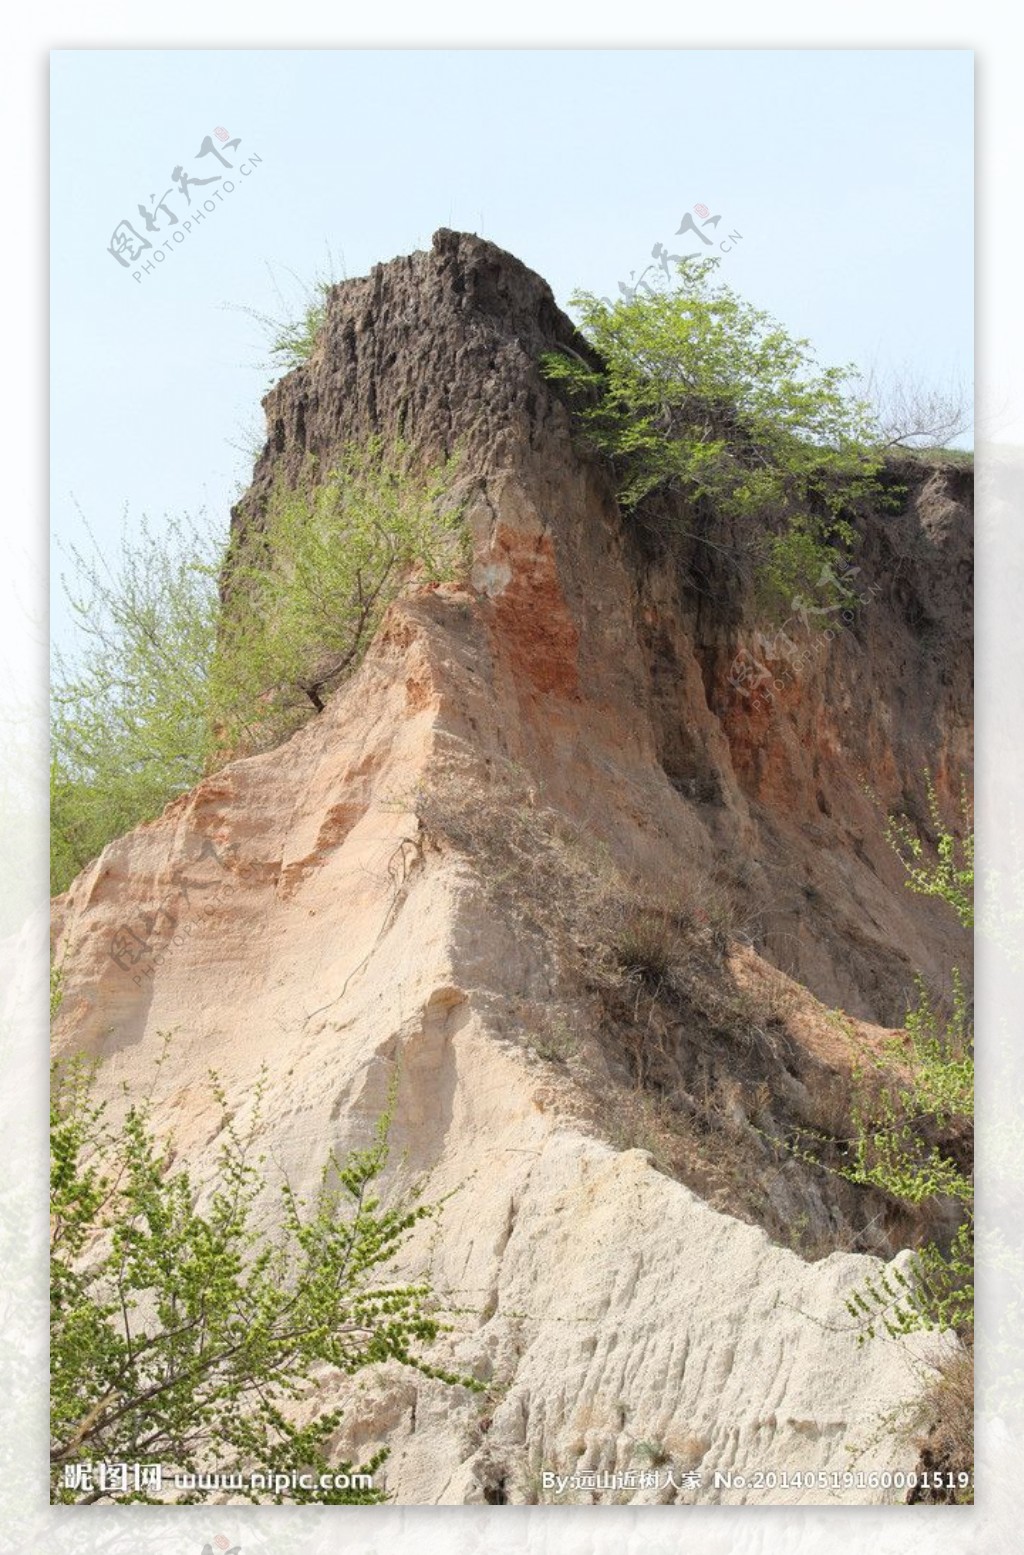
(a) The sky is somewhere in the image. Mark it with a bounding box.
[50,47,974,647]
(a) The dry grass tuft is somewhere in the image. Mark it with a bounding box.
[905,1343,974,1503]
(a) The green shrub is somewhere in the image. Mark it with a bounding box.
[226,250,346,375]
[886,774,974,931]
[51,511,222,894]
[839,782,973,1343]
[541,256,886,606]
[268,282,333,369]
[212,439,466,751]
[51,445,466,893]
[50,1059,479,1504]
[841,979,972,1217]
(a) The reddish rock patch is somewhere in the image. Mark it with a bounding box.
[488,526,580,700]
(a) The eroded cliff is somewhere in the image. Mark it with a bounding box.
[52,230,972,1504]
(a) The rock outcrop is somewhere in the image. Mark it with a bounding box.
[52,231,972,1504]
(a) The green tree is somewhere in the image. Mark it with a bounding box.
[541,256,886,605]
[50,1058,478,1504]
[51,511,222,895]
[212,438,466,751]
[50,444,466,894]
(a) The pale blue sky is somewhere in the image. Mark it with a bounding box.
[51,48,973,645]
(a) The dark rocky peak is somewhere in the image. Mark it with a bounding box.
[235,230,597,536]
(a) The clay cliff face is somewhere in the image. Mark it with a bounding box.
[232,229,971,1025]
[52,231,972,1505]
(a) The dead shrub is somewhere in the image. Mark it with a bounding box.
[613,904,685,987]
[905,1343,973,1503]
[527,1010,581,1065]
[790,1067,856,1143]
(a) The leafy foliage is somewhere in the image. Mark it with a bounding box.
[51,1058,479,1504]
[842,983,972,1209]
[843,1222,974,1344]
[51,511,222,895]
[886,774,974,931]
[212,439,466,751]
[225,250,346,376]
[784,774,973,1362]
[541,256,885,603]
[50,446,466,894]
[268,282,333,370]
[841,782,973,1344]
